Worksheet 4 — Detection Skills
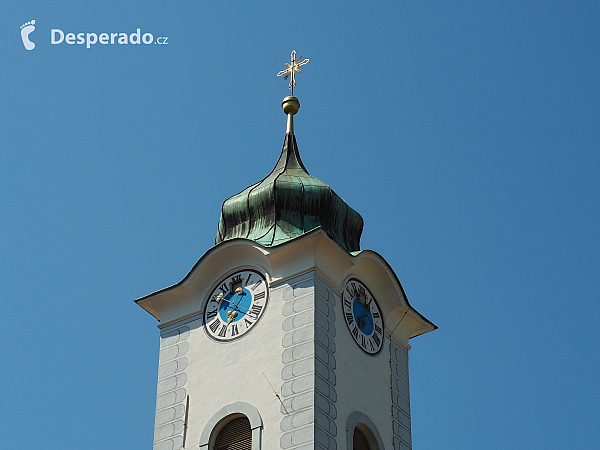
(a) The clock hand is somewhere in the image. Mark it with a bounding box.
[356,303,375,331]
[355,303,368,329]
[231,287,246,307]
[215,292,249,323]
[224,299,255,325]
[215,287,245,306]
[359,309,374,328]
[215,294,236,313]
[230,303,253,316]
[226,289,257,318]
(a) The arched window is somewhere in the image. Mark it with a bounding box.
[215,416,252,450]
[353,426,371,450]
[346,411,385,450]
[199,402,262,450]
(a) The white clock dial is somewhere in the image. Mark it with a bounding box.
[203,269,269,341]
[342,279,384,355]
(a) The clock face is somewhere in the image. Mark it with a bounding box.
[342,279,384,356]
[203,269,269,341]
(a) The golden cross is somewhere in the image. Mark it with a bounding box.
[277,50,309,95]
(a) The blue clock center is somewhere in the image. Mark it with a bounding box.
[219,288,252,323]
[352,299,374,335]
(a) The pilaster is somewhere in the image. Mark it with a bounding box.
[278,272,339,449]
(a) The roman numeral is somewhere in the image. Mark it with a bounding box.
[209,319,220,333]
[369,340,375,351]
[360,335,366,348]
[244,318,253,327]
[372,332,381,347]
[345,312,354,325]
[230,324,239,336]
[351,326,359,339]
[374,324,382,335]
[250,304,263,315]
[344,299,352,310]
[253,291,265,301]
[373,311,380,319]
[206,309,218,320]
[245,273,253,285]
[251,280,263,291]
[219,283,228,294]
[218,325,227,337]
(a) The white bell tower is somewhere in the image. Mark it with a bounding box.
[136,53,436,450]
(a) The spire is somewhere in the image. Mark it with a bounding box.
[214,52,363,252]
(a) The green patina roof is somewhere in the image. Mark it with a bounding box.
[216,132,363,252]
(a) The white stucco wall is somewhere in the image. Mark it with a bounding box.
[139,230,431,450]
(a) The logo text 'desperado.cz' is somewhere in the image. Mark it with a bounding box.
[51,28,168,48]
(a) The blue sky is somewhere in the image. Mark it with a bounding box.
[2,1,599,448]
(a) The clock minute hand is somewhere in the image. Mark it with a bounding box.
[232,303,252,315]
[362,297,375,329]
[231,287,247,307]
[229,289,257,318]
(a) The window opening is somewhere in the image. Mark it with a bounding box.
[353,427,371,450]
[215,417,252,450]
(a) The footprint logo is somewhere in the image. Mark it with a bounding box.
[20,20,36,50]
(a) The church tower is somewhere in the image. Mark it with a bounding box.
[136,52,436,450]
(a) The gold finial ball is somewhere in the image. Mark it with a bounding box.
[282,96,300,115]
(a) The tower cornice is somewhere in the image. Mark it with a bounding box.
[136,228,436,342]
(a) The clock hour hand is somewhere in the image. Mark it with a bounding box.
[231,287,246,306]
[216,289,247,308]
[214,287,245,304]
[214,293,234,307]
[230,303,254,316]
